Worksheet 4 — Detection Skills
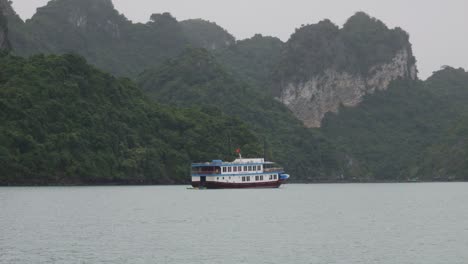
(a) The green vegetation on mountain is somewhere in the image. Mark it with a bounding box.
[138,48,341,181]
[274,12,415,94]
[0,0,11,50]
[0,0,40,54]
[216,34,284,92]
[415,68,468,180]
[5,0,241,78]
[2,0,468,184]
[341,12,415,74]
[322,67,468,181]
[181,19,235,50]
[0,53,262,185]
[6,0,189,76]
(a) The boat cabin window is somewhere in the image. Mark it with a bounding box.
[263,163,283,172]
[192,166,220,175]
[234,167,237,172]
[222,167,226,173]
[238,166,242,172]
[257,165,261,171]
[243,166,247,171]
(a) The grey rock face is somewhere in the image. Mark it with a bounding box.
[279,48,417,127]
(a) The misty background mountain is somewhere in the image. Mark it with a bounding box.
[1,0,467,185]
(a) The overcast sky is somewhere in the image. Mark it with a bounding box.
[10,0,468,79]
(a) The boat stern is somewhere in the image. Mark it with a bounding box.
[279,174,290,182]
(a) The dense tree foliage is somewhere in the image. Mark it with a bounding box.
[322,67,468,181]
[2,0,467,183]
[216,34,284,93]
[273,12,416,95]
[4,0,241,78]
[0,53,262,185]
[138,48,341,182]
[415,68,468,180]
[0,0,11,50]
[180,19,235,50]
[341,12,415,74]
[4,0,189,76]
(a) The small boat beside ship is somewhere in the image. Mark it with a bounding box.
[191,155,290,189]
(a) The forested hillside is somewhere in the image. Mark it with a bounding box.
[271,12,418,128]
[275,12,415,86]
[180,19,235,50]
[1,0,468,184]
[322,67,468,181]
[0,53,261,185]
[0,0,10,50]
[216,34,284,92]
[138,48,341,182]
[6,0,188,76]
[3,0,238,77]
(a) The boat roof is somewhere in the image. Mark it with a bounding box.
[192,158,275,167]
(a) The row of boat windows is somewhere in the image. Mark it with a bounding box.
[215,175,278,181]
[243,175,278,182]
[222,165,262,173]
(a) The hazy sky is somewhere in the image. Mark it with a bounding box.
[10,0,468,79]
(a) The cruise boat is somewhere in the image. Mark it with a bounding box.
[191,156,290,189]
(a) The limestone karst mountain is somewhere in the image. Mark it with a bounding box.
[4,0,238,77]
[322,67,468,181]
[2,0,468,184]
[216,34,284,92]
[0,52,262,185]
[274,13,417,128]
[138,48,341,181]
[5,0,188,76]
[180,19,235,50]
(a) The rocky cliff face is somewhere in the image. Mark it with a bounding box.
[280,48,417,127]
[276,12,417,127]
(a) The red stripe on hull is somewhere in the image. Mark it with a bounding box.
[191,180,287,189]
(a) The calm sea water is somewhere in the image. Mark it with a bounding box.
[1,183,467,264]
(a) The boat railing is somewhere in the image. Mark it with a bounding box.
[191,171,220,175]
[264,167,284,172]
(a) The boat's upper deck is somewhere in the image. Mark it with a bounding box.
[191,158,284,176]
[192,158,269,167]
